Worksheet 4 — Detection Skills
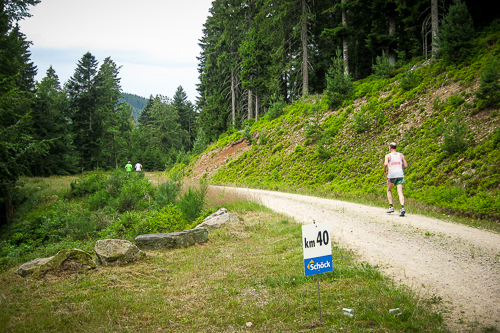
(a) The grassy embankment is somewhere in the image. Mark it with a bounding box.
[188,30,500,232]
[0,177,446,332]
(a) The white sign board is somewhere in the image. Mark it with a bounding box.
[302,222,333,276]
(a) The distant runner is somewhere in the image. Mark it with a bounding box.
[135,161,142,172]
[125,161,133,172]
[384,142,408,217]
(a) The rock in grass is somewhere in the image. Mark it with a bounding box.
[195,208,239,232]
[95,239,146,266]
[135,228,208,251]
[15,249,96,278]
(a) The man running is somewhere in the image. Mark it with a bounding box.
[384,142,408,216]
[135,161,142,172]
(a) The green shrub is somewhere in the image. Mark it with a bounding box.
[372,53,395,79]
[400,66,419,91]
[352,104,374,133]
[134,205,189,236]
[114,176,153,212]
[325,49,354,109]
[475,56,500,110]
[266,95,287,120]
[176,180,209,222]
[155,179,182,209]
[69,173,107,197]
[442,110,469,155]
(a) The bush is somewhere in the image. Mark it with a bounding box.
[400,66,419,91]
[176,180,209,222]
[325,49,354,109]
[372,53,395,79]
[134,205,189,236]
[266,95,287,120]
[69,173,107,197]
[114,176,153,212]
[475,56,500,110]
[154,177,182,209]
[442,110,469,155]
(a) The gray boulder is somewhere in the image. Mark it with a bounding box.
[135,228,208,251]
[15,249,96,278]
[195,207,238,232]
[94,239,145,266]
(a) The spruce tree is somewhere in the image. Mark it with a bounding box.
[67,52,100,170]
[437,0,475,64]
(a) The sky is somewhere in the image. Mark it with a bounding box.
[19,0,214,103]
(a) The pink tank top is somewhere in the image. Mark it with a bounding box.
[388,153,404,178]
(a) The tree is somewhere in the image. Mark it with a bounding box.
[66,52,100,171]
[325,48,354,109]
[437,0,475,64]
[173,85,196,148]
[30,66,76,176]
[0,0,44,224]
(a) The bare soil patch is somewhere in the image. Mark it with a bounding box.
[218,186,500,332]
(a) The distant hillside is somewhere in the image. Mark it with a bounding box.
[185,31,500,221]
[121,93,148,120]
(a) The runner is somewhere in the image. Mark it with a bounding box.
[135,161,142,172]
[383,142,408,216]
[125,161,133,172]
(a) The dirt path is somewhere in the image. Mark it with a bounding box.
[217,186,500,331]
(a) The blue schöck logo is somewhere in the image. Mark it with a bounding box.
[304,254,333,276]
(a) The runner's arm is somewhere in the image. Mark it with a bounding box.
[400,153,408,168]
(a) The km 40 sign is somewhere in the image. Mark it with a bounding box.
[302,222,333,276]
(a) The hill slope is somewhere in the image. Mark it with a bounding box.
[187,34,500,222]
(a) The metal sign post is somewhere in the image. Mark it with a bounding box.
[302,221,333,322]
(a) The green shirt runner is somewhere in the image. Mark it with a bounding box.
[125,161,133,172]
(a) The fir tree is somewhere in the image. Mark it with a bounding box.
[437,0,475,64]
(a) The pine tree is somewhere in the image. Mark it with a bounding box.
[31,66,76,176]
[437,0,475,64]
[66,52,100,170]
[0,0,45,224]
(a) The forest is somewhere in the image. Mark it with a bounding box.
[196,0,499,141]
[1,0,499,230]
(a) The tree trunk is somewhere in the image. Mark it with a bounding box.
[231,68,236,126]
[301,0,309,96]
[388,16,396,65]
[342,0,349,75]
[431,0,439,57]
[248,89,253,120]
[255,94,259,121]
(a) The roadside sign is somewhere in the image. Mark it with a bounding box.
[302,222,333,276]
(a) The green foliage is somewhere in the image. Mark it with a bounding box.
[154,172,183,209]
[437,0,475,64]
[400,66,420,91]
[372,53,395,79]
[133,205,189,237]
[475,56,500,110]
[325,49,354,109]
[192,127,208,156]
[265,95,288,121]
[442,110,469,155]
[70,173,108,197]
[176,180,209,222]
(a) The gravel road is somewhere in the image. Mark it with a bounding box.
[218,187,500,331]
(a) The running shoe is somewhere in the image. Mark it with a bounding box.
[386,207,394,213]
[399,208,406,217]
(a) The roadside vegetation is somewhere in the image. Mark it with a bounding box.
[0,171,211,271]
[0,187,446,332]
